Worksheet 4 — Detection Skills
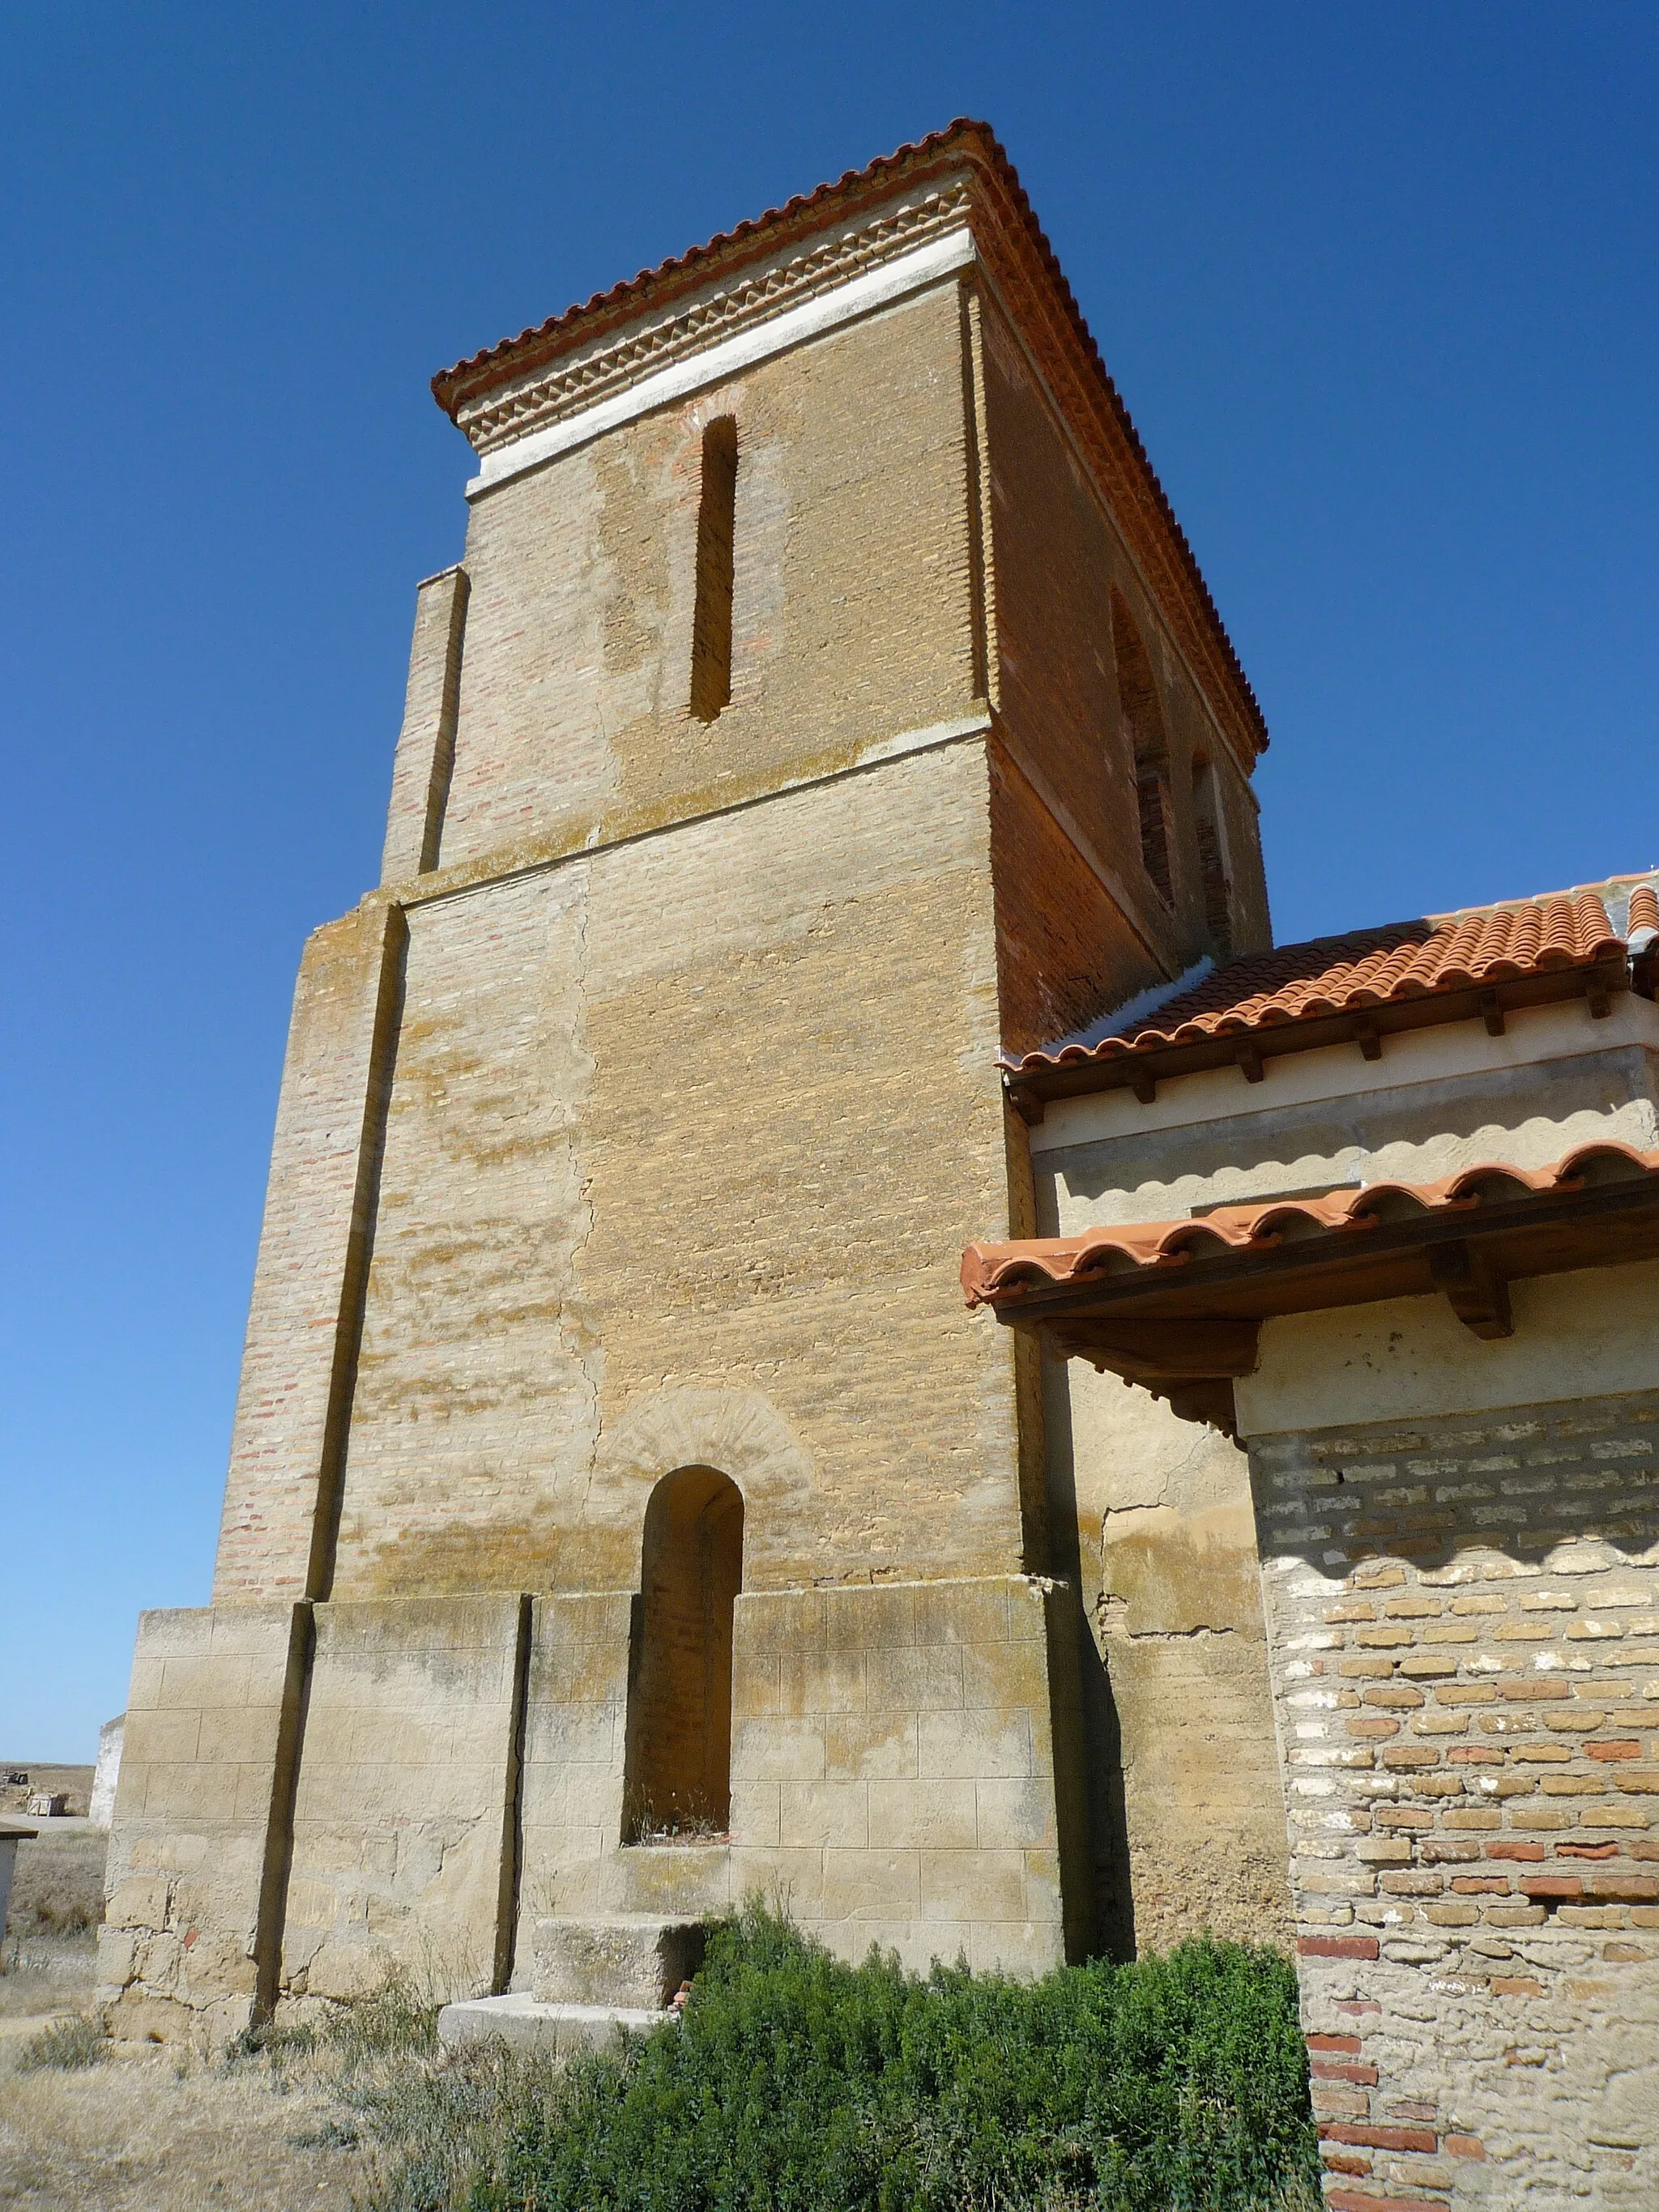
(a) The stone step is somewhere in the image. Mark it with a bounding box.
[437,1992,670,2056]
[531,1915,706,2009]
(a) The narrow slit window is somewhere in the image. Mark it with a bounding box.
[689,416,738,722]
[1135,757,1175,907]
[1111,590,1175,908]
[1192,756,1233,957]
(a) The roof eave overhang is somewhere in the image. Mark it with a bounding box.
[971,1170,1659,1434]
[1004,955,1631,1121]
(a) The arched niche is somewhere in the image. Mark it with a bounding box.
[622,1464,744,1842]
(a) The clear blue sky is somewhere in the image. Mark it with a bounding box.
[3,5,1656,1758]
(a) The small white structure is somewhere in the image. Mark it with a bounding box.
[89,1715,125,1831]
[0,1821,37,1944]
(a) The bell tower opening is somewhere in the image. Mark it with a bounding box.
[623,1465,744,1841]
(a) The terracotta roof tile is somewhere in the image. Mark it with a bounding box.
[962,1140,1659,1306]
[1009,890,1633,1078]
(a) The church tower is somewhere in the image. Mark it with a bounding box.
[101,122,1269,2038]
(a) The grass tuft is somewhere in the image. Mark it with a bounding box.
[16,2010,108,2073]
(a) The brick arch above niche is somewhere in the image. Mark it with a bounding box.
[589,1387,814,1587]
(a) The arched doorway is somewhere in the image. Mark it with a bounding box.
[623,1466,744,1842]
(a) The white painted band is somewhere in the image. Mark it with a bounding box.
[464,228,978,500]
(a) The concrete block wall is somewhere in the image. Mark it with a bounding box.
[98,1604,306,2043]
[1250,1389,1659,2207]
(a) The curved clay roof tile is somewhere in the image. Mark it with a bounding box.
[961,1140,1659,1304]
[1009,890,1633,1076]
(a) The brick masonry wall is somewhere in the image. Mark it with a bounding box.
[328,739,1026,1601]
[164,235,1286,2022]
[976,293,1269,1011]
[213,901,404,1605]
[987,737,1160,1061]
[1250,1390,1659,2207]
[381,565,468,883]
[436,282,981,884]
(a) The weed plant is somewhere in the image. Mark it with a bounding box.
[356,1907,1316,2212]
[16,2011,107,2073]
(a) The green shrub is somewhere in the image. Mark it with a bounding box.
[458,1907,1316,2212]
[16,2012,107,2073]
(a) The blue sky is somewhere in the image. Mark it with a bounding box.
[3,4,1656,1756]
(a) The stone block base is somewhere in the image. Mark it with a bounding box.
[437,1991,667,2056]
[531,1916,705,2008]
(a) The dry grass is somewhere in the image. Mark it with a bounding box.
[0,1769,93,1824]
[0,2038,372,2210]
[0,1814,373,2209]
[5,1835,106,1943]
[0,1936,96,2028]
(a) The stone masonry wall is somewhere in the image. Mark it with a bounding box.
[279,1596,527,2007]
[518,1574,1080,1980]
[98,1604,307,2044]
[1249,1389,1659,2208]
